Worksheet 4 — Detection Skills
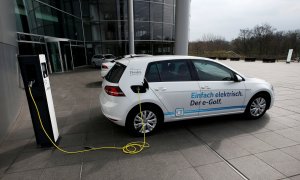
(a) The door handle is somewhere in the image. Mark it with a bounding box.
[201,86,211,90]
[154,87,167,91]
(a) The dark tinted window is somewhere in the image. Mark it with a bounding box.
[105,63,126,83]
[150,60,192,82]
[192,60,234,81]
[145,63,160,82]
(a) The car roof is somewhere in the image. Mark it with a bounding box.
[116,55,214,64]
[116,55,244,77]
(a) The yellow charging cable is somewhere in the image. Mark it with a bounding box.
[28,85,149,154]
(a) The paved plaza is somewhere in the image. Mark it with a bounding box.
[1,60,300,180]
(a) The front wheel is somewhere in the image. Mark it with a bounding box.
[245,94,269,119]
[126,105,162,136]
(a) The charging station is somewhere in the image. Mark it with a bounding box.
[18,54,59,147]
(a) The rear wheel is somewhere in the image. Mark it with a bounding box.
[245,93,269,119]
[126,105,162,136]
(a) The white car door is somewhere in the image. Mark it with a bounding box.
[145,60,200,120]
[192,60,246,117]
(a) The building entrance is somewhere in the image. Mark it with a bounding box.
[46,38,74,73]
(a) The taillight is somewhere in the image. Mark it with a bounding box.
[104,86,125,96]
[102,64,108,69]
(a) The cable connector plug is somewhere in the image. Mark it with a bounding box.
[28,80,35,88]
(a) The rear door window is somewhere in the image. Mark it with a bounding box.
[145,60,192,82]
[105,63,126,83]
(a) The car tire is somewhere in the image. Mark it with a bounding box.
[92,62,96,67]
[244,93,269,119]
[126,105,162,136]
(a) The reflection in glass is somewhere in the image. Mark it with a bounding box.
[164,0,174,5]
[163,5,173,23]
[135,41,151,54]
[152,23,162,40]
[151,3,163,22]
[135,22,150,40]
[163,24,172,40]
[134,1,150,21]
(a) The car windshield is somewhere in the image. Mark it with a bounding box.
[104,55,115,59]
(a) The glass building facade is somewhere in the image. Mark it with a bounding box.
[15,0,176,73]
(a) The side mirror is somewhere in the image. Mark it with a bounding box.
[234,74,243,82]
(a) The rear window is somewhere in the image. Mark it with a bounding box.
[105,63,126,83]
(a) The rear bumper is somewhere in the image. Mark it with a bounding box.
[99,92,127,126]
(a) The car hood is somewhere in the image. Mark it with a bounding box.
[244,77,269,84]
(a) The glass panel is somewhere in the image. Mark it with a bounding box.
[151,0,163,2]
[134,1,150,21]
[163,5,173,23]
[47,42,62,72]
[193,60,234,81]
[98,0,117,20]
[72,46,86,67]
[152,23,163,40]
[100,22,118,40]
[135,22,150,40]
[150,3,163,22]
[152,42,163,55]
[163,24,172,40]
[163,42,173,54]
[164,0,174,5]
[20,0,84,41]
[145,63,161,82]
[135,41,151,54]
[157,60,192,82]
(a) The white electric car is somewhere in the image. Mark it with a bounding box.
[91,54,116,67]
[99,56,274,135]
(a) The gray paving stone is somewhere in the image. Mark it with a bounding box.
[7,150,52,173]
[273,117,300,128]
[229,155,285,180]
[150,151,192,170]
[229,118,270,134]
[188,124,246,142]
[180,144,222,167]
[276,128,300,143]
[208,139,251,159]
[81,160,121,180]
[256,149,300,177]
[263,120,290,131]
[196,162,243,180]
[0,139,30,154]
[117,151,196,180]
[40,164,81,180]
[0,153,18,174]
[281,145,300,161]
[290,175,300,180]
[1,169,43,180]
[162,167,203,180]
[58,133,86,147]
[254,131,298,148]
[230,135,276,154]
[46,146,83,167]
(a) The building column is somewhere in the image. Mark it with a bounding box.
[175,0,191,55]
[128,0,135,54]
[0,0,23,143]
